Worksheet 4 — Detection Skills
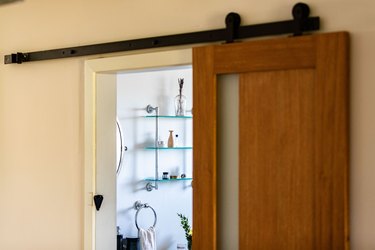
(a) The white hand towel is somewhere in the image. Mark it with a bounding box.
[139,226,156,250]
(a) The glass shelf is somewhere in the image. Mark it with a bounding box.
[144,115,192,119]
[145,146,192,150]
[144,177,193,182]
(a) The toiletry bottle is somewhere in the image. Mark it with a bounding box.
[162,172,169,180]
[177,243,187,249]
[117,227,123,250]
[168,130,174,148]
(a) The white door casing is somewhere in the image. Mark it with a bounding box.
[84,49,192,250]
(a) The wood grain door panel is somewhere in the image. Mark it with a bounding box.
[193,32,349,249]
[239,70,315,249]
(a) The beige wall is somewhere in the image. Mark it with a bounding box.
[0,0,374,249]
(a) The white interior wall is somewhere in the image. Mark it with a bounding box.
[116,66,192,250]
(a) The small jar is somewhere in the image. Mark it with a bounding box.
[177,243,187,249]
[162,172,169,180]
[157,140,164,148]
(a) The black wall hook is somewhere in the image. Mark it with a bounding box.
[94,195,104,211]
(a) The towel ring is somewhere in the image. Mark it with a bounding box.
[134,201,157,230]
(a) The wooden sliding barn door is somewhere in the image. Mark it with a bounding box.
[193,32,349,249]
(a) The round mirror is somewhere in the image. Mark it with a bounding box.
[116,119,126,175]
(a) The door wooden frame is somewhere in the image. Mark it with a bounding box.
[192,32,350,249]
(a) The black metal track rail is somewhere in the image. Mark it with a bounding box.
[4,3,319,64]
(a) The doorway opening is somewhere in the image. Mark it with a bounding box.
[116,65,193,249]
[84,48,193,250]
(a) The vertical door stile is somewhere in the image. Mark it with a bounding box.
[193,46,217,249]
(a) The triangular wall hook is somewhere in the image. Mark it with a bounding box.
[93,195,104,211]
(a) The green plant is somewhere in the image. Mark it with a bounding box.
[177,213,192,250]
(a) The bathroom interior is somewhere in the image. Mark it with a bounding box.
[115,65,193,250]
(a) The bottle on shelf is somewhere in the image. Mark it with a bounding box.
[162,172,169,180]
[168,130,174,148]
